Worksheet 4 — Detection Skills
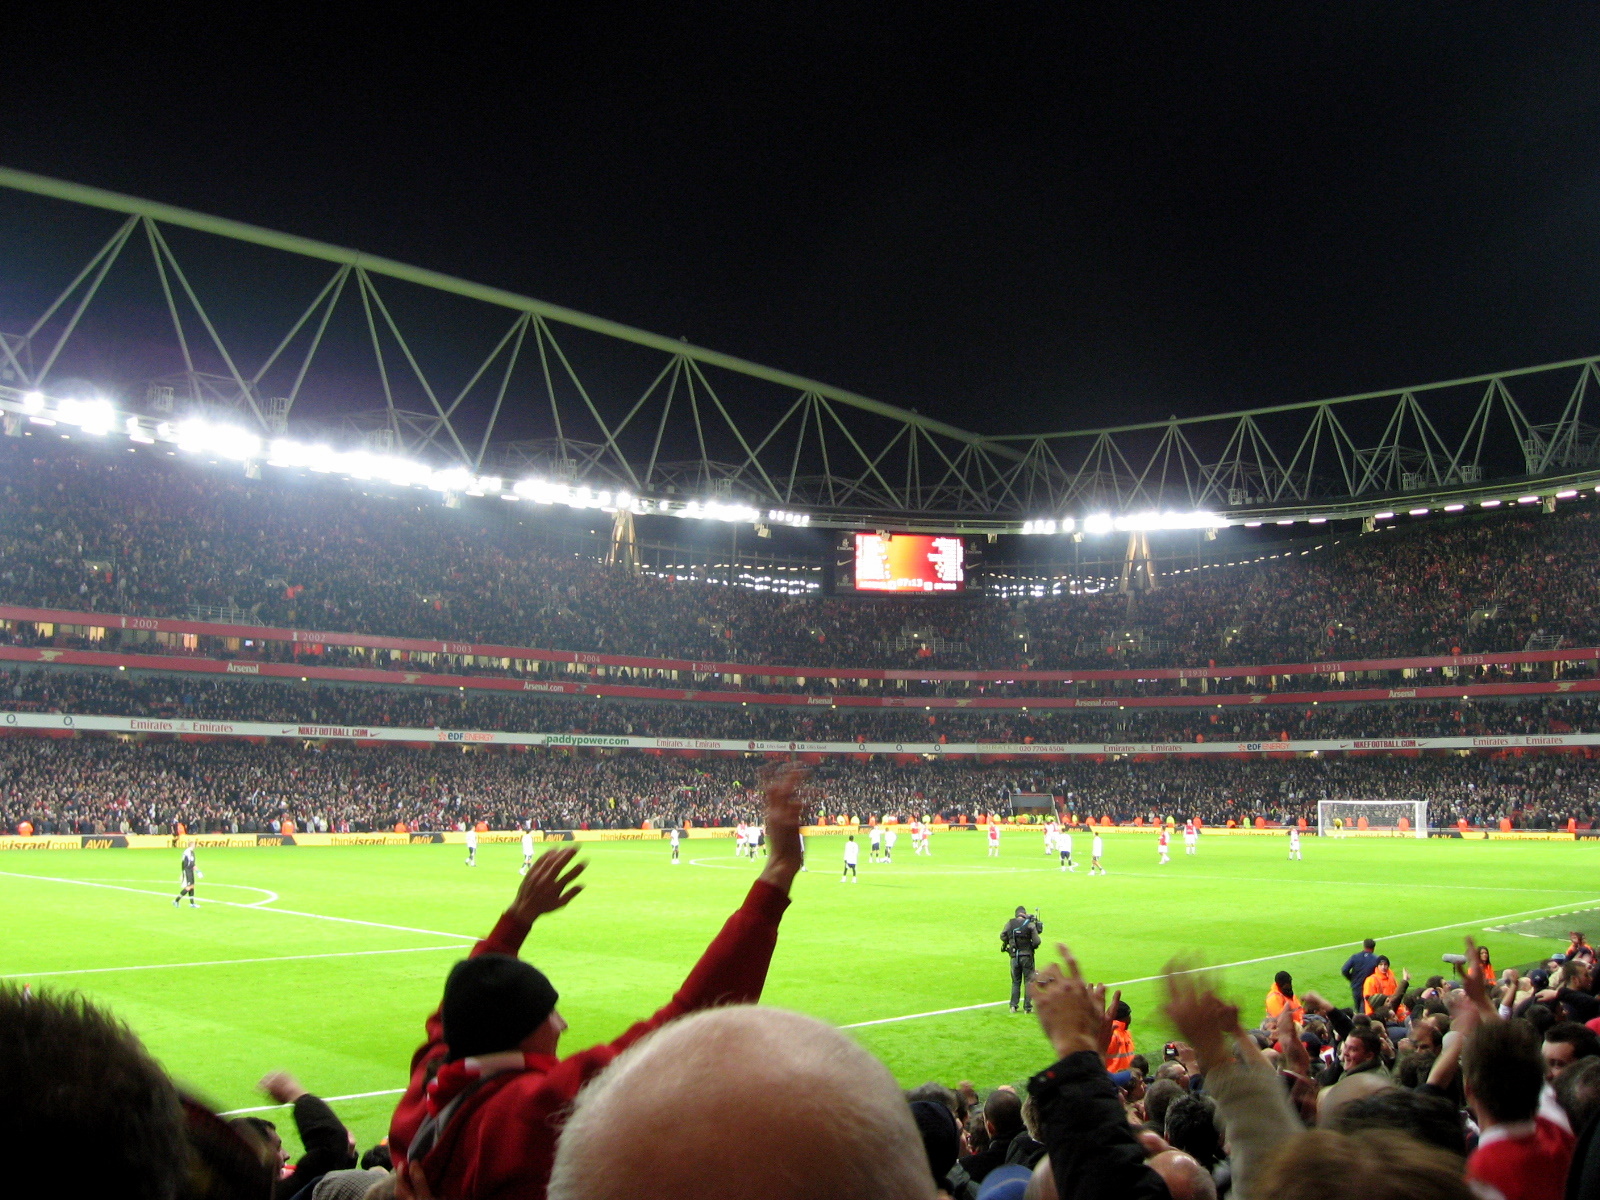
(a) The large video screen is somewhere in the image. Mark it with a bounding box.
[853,533,965,593]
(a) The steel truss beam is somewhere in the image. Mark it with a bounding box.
[4,166,1600,531]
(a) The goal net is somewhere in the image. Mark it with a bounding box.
[1317,800,1428,839]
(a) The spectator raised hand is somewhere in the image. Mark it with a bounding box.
[509,845,586,926]
[1029,944,1119,1061]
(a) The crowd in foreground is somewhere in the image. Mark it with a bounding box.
[8,770,1600,1200]
[8,437,1600,672]
[2,734,1598,835]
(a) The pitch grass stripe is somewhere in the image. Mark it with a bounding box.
[220,1088,407,1116]
[1,943,464,981]
[839,895,1600,1029]
[0,870,480,941]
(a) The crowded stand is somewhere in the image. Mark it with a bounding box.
[10,417,1600,1200]
[10,767,1600,1200]
[3,731,1596,835]
[6,663,1600,744]
[7,438,1600,678]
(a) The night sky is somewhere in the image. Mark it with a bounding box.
[6,6,1600,440]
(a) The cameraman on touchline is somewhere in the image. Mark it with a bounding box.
[1001,905,1043,1014]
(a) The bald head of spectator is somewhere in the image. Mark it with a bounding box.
[1147,1150,1218,1200]
[547,1006,936,1200]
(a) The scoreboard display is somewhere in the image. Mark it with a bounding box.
[852,533,966,593]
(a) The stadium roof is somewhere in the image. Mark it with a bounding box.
[4,166,1600,535]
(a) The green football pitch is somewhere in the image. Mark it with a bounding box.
[2,830,1597,1159]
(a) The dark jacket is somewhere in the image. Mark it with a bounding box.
[1029,1051,1170,1200]
[1341,951,1379,1002]
[960,1140,1013,1184]
[276,1094,354,1200]
[1004,1129,1047,1170]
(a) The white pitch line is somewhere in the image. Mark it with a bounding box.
[2,943,464,981]
[83,877,283,907]
[839,895,1600,1030]
[0,871,480,942]
[220,1087,407,1116]
[1103,868,1597,897]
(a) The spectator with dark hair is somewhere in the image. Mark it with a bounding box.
[1544,1022,1600,1084]
[1523,1002,1559,1039]
[1463,1019,1575,1200]
[1106,998,1135,1074]
[254,1070,357,1199]
[960,1088,1024,1183]
[1143,1078,1187,1134]
[1318,1027,1390,1121]
[1164,1094,1225,1170]
[909,1099,974,1199]
[391,766,809,1200]
[0,983,192,1200]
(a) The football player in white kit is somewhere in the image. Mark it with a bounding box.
[670,827,682,864]
[910,820,924,854]
[1288,826,1303,860]
[987,821,1000,857]
[884,826,898,862]
[841,834,860,881]
[1183,819,1198,856]
[919,820,932,856]
[1044,822,1056,857]
[1158,825,1171,865]
[1059,828,1075,872]
[464,825,478,867]
[1090,831,1106,875]
[520,827,535,874]
[869,823,883,863]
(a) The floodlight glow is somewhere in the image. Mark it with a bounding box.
[1309,517,1327,524]
[1481,500,1501,507]
[1518,495,1539,504]
[21,391,44,414]
[1082,513,1114,535]
[1109,510,1224,532]
[1444,504,1464,512]
[1373,511,1395,520]
[1408,508,1429,516]
[1557,490,1578,498]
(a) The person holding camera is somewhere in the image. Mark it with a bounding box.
[1002,906,1044,1014]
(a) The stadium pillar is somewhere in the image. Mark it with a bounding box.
[608,508,638,572]
[1118,531,1156,597]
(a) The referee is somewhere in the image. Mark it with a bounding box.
[1001,906,1042,1013]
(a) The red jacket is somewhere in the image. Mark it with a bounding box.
[390,879,791,1200]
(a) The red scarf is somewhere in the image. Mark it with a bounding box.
[425,1050,538,1116]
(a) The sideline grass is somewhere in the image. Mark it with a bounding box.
[1,830,1594,1157]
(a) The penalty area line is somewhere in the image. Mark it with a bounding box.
[2,943,465,981]
[840,894,1600,1030]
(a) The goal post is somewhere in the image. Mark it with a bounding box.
[1317,800,1428,839]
